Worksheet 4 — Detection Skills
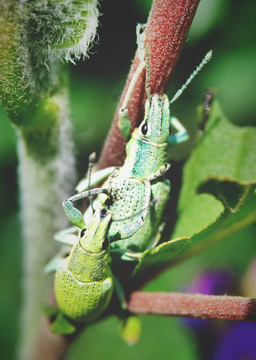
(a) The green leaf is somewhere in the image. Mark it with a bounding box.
[173,100,256,238]
[177,178,256,263]
[198,176,256,210]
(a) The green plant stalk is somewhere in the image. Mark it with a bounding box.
[0,8,77,357]
[0,2,100,358]
[17,86,76,360]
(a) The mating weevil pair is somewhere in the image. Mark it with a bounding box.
[49,24,212,328]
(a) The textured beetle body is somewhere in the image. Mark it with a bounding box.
[54,208,114,322]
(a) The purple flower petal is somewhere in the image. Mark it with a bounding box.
[182,270,235,331]
[189,270,234,296]
[212,322,256,360]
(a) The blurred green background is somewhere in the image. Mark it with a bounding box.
[1,0,256,359]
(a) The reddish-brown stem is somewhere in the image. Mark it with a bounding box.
[97,0,201,169]
[128,292,256,322]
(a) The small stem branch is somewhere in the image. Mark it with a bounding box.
[128,291,256,322]
[98,0,201,169]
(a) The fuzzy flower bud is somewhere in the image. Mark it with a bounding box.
[0,0,100,125]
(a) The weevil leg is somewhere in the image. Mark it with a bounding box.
[76,166,117,193]
[119,60,146,140]
[136,23,146,62]
[114,219,165,262]
[146,222,165,250]
[121,251,143,261]
[119,225,163,261]
[44,245,71,274]
[63,188,110,229]
[54,226,78,245]
[113,276,128,310]
[148,163,171,181]
[118,24,147,140]
[110,248,142,261]
[167,116,189,146]
[120,178,151,239]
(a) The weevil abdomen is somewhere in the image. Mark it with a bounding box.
[55,258,113,322]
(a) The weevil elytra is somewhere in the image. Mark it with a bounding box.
[54,206,114,323]
[57,24,212,263]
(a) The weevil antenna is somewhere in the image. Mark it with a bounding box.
[88,152,96,213]
[170,50,212,104]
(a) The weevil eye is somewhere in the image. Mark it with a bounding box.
[81,229,86,238]
[102,237,109,251]
[141,123,148,135]
[100,208,107,218]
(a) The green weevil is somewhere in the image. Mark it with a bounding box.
[58,25,212,263]
[54,205,114,323]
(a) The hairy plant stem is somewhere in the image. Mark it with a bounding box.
[128,291,256,321]
[17,85,76,360]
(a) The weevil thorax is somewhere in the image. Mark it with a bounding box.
[120,94,169,180]
[66,208,111,283]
